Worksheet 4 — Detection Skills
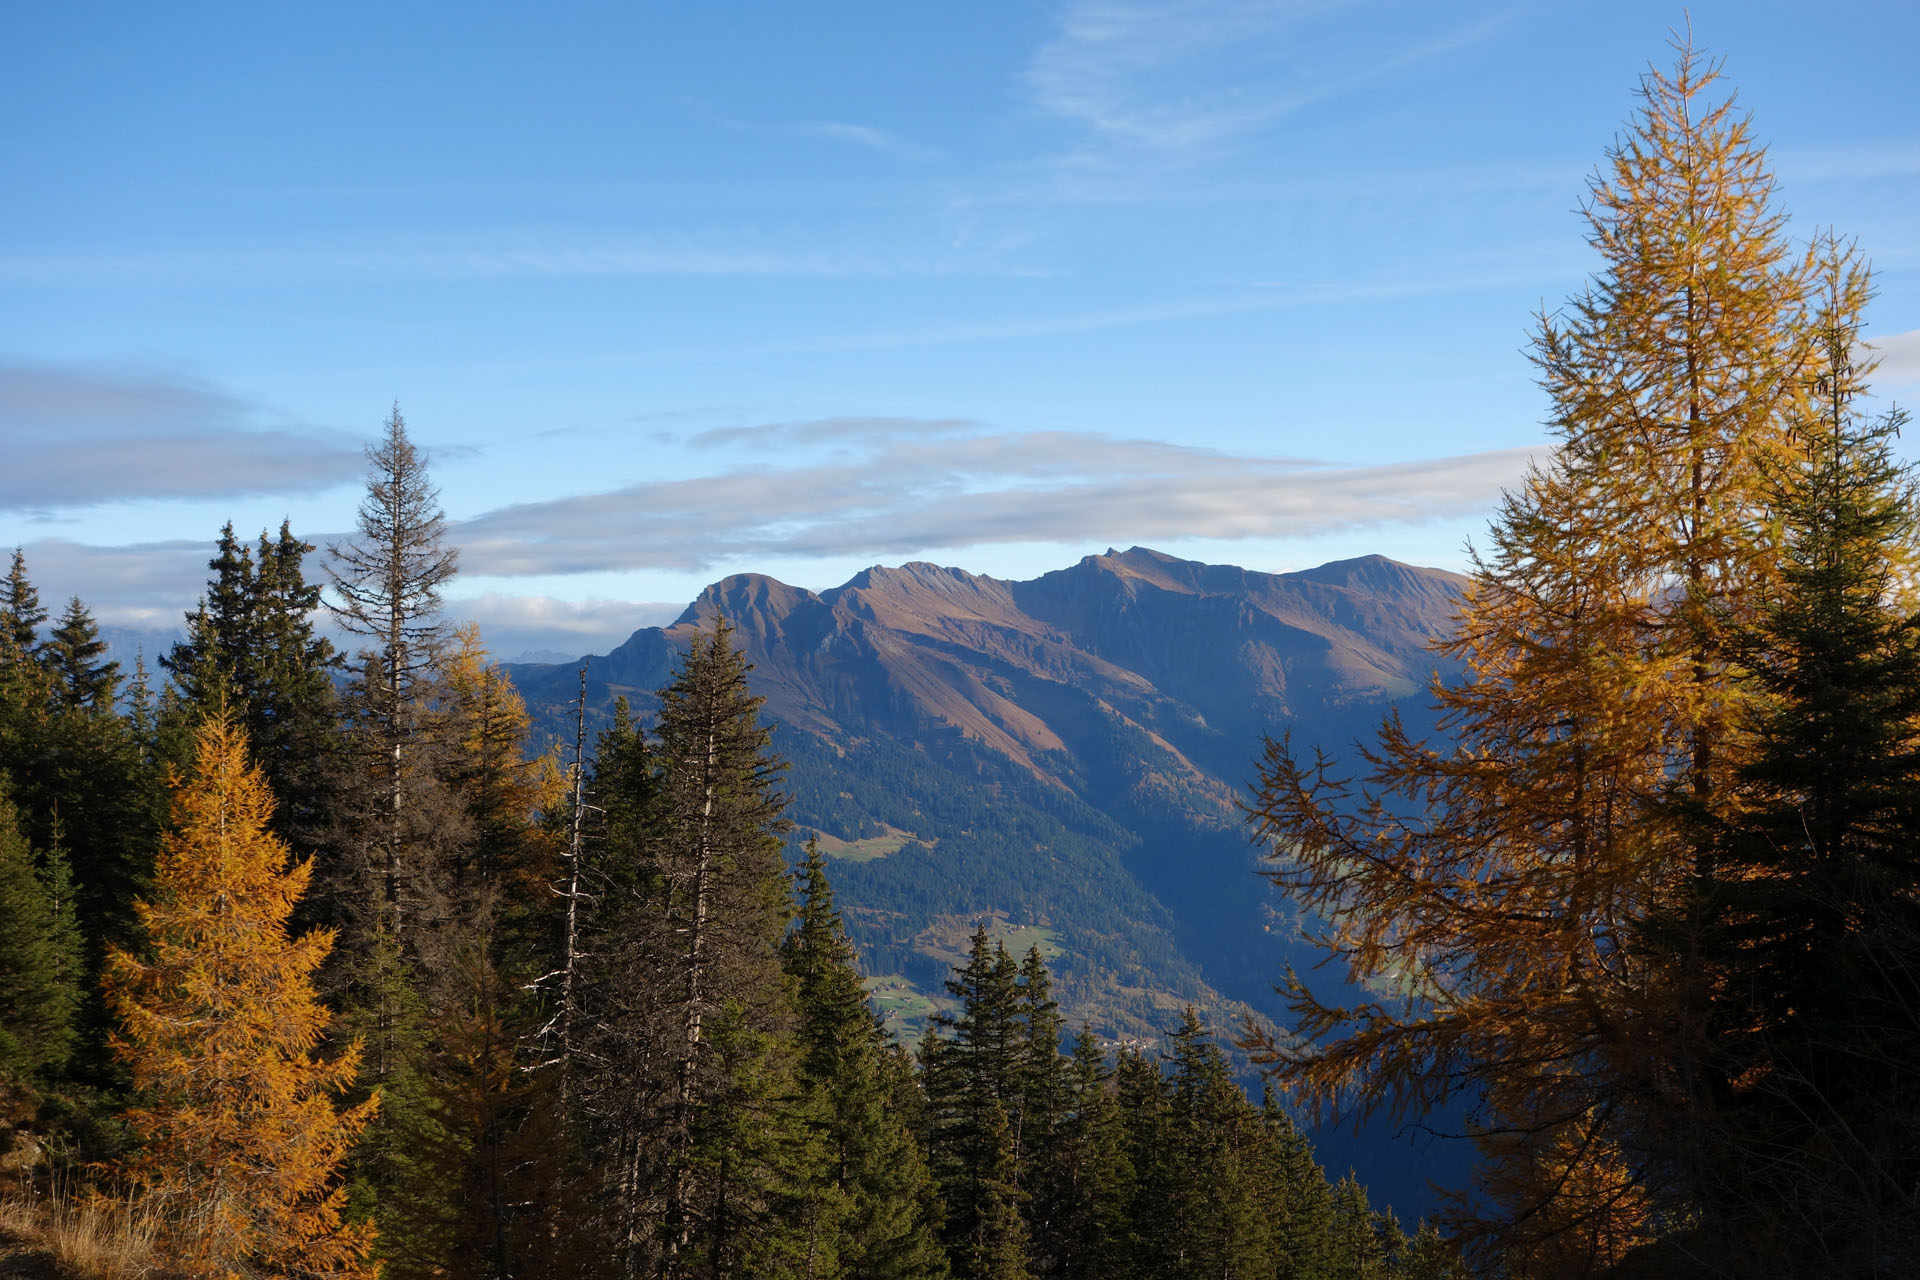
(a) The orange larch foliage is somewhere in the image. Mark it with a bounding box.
[1243,41,1832,1276]
[441,622,565,898]
[105,713,380,1279]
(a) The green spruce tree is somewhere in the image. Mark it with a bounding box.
[965,1100,1032,1280]
[42,596,119,712]
[577,620,807,1278]
[164,521,341,851]
[924,929,1028,1268]
[1645,262,1920,1275]
[1046,1030,1135,1280]
[1325,1175,1389,1280]
[1,548,46,654]
[0,784,82,1083]
[1258,1086,1337,1280]
[784,839,949,1280]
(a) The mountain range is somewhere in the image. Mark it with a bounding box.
[504,546,1467,1053]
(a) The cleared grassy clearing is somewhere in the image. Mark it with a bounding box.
[806,823,920,862]
[862,974,952,1040]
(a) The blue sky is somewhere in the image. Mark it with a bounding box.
[5,1,1918,658]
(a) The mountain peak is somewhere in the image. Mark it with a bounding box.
[1289,553,1465,600]
[839,560,994,593]
[827,560,1018,627]
[675,571,817,627]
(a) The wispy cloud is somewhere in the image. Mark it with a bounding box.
[9,538,215,627]
[19,418,1534,630]
[1773,144,1920,183]
[1868,328,1920,385]
[453,417,1535,576]
[0,362,364,511]
[447,593,684,661]
[0,235,912,287]
[1026,1,1505,161]
[11,538,684,653]
[788,121,940,161]
[688,416,980,450]
[709,266,1562,359]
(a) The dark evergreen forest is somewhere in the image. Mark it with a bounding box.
[0,414,1445,1279]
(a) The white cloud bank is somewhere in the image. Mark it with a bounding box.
[454,417,1534,576]
[1868,329,1920,386]
[0,362,364,511]
[15,415,1535,642]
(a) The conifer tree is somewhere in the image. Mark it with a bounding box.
[250,520,344,844]
[42,596,119,711]
[965,1100,1032,1280]
[1643,266,1920,1275]
[165,521,341,850]
[1258,1086,1336,1280]
[924,929,1029,1265]
[576,621,804,1278]
[571,694,653,1116]
[1325,1176,1388,1280]
[388,922,568,1280]
[164,522,255,708]
[1244,43,1830,1268]
[105,714,378,1279]
[337,924,445,1266]
[381,626,564,1280]
[1111,1044,1169,1268]
[328,404,460,940]
[1,547,46,654]
[1013,947,1065,1269]
[1394,1219,1464,1280]
[1157,1009,1276,1279]
[0,568,52,788]
[0,784,81,1083]
[650,617,795,1274]
[322,411,471,1261]
[0,576,156,1012]
[1047,1029,1135,1280]
[0,570,160,1092]
[694,1005,838,1280]
[440,624,563,933]
[784,839,949,1280]
[574,695,663,1265]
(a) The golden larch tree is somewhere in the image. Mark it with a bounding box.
[1244,41,1831,1276]
[106,713,380,1279]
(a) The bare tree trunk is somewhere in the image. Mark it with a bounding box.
[556,664,589,1103]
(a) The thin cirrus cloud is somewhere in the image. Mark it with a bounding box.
[0,235,912,289]
[688,416,982,450]
[787,121,941,162]
[1774,144,1920,183]
[1026,0,1506,159]
[454,416,1535,577]
[0,362,365,512]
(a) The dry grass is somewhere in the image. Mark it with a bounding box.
[0,1184,160,1280]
